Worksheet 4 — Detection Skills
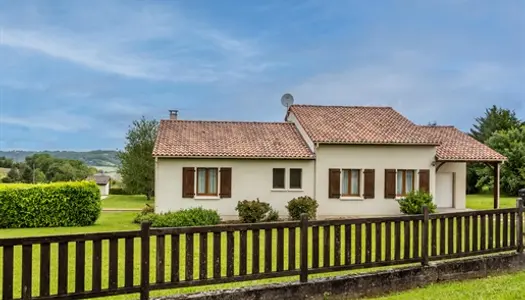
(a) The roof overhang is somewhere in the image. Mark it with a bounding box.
[153,155,316,160]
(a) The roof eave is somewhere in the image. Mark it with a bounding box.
[152,155,315,160]
[435,157,507,163]
[314,141,441,146]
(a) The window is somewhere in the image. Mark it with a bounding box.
[396,170,415,196]
[289,169,302,189]
[196,168,218,196]
[272,168,285,189]
[342,169,360,196]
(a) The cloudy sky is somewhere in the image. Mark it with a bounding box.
[0,0,523,151]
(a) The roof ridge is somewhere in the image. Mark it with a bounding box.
[291,104,393,109]
[419,125,455,128]
[161,120,292,125]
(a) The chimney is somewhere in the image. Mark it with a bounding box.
[169,110,178,120]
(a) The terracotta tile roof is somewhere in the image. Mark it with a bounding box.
[419,126,506,162]
[153,120,315,159]
[288,105,439,145]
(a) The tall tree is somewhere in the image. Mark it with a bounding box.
[467,105,523,194]
[476,125,525,196]
[118,117,159,200]
[469,105,522,143]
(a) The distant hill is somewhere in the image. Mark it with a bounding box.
[0,150,120,167]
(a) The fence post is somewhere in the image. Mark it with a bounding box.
[140,221,151,300]
[517,198,524,253]
[299,213,309,283]
[421,206,429,266]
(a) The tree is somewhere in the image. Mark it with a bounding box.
[469,105,522,143]
[476,125,525,196]
[118,117,159,200]
[467,105,523,194]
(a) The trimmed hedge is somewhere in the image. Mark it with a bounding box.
[138,207,221,228]
[0,181,102,228]
[109,187,131,195]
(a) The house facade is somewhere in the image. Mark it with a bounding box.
[153,105,506,219]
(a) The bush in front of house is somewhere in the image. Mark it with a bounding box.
[134,207,221,228]
[133,204,155,224]
[0,181,101,228]
[397,190,437,214]
[286,196,319,220]
[235,199,280,223]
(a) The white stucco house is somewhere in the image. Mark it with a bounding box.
[153,105,506,218]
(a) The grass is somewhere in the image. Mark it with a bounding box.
[101,195,151,210]
[466,193,517,210]
[0,212,138,238]
[373,270,525,299]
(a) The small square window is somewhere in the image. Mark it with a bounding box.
[272,168,285,189]
[289,169,302,189]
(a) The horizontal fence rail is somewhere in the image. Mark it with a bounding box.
[1,200,523,300]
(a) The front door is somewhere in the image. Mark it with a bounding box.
[436,172,454,208]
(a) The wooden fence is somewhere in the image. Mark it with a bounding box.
[1,201,524,300]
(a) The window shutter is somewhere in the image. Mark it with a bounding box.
[329,169,341,199]
[363,169,375,199]
[182,167,195,198]
[419,169,430,193]
[384,169,396,199]
[219,168,232,198]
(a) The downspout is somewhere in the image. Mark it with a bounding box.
[313,143,320,201]
[154,157,158,212]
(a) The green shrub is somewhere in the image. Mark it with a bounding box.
[286,196,318,220]
[0,181,101,228]
[235,199,279,223]
[109,187,130,195]
[133,204,155,224]
[397,190,437,214]
[150,207,221,228]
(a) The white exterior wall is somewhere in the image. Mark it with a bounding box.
[98,183,109,196]
[155,158,315,219]
[437,162,467,209]
[315,145,437,216]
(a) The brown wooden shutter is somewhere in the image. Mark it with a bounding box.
[182,167,195,198]
[419,169,430,193]
[219,168,232,198]
[363,169,375,199]
[329,169,341,199]
[384,169,397,199]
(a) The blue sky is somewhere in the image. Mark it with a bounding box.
[0,0,523,151]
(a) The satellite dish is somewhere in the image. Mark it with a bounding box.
[281,93,294,108]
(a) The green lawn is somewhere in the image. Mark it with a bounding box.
[373,270,525,299]
[101,195,151,210]
[466,194,517,210]
[0,212,138,239]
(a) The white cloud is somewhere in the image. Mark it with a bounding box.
[0,110,93,132]
[287,50,523,127]
[0,2,273,83]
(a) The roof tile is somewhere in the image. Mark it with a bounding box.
[419,126,506,161]
[153,120,314,159]
[288,105,438,145]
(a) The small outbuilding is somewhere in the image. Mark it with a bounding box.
[91,171,111,196]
